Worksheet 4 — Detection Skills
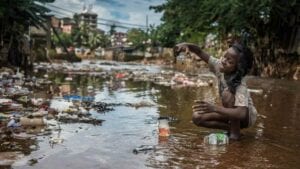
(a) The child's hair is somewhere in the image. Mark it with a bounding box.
[225,43,253,93]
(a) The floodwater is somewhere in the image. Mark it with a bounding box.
[5,61,300,169]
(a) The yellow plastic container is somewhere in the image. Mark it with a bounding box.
[20,117,45,126]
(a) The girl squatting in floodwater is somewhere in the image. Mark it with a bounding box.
[174,43,257,140]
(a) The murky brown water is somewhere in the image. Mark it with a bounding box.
[4,63,300,169]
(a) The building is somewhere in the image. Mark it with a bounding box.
[111,32,127,47]
[78,4,97,29]
[51,16,61,28]
[60,17,76,34]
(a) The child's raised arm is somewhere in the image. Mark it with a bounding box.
[174,43,210,63]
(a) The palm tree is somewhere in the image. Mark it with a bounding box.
[0,0,54,72]
[73,23,90,48]
[88,32,102,50]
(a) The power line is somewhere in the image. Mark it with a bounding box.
[48,8,72,17]
[97,18,147,28]
[48,8,145,30]
[47,5,146,29]
[46,4,147,28]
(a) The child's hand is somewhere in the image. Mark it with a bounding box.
[174,43,190,56]
[192,100,216,114]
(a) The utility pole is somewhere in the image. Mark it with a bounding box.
[46,15,52,50]
[146,15,148,35]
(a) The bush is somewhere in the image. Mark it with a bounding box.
[51,52,82,62]
[123,54,144,61]
[48,49,57,58]
[34,48,47,62]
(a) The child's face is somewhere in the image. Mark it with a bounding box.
[219,48,239,74]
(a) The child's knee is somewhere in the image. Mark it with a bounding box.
[222,89,235,107]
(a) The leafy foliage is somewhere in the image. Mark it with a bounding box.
[52,32,73,47]
[72,23,109,49]
[150,0,300,48]
[0,0,55,67]
[127,28,147,48]
[0,0,54,33]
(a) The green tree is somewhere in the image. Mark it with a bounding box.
[0,0,54,69]
[79,24,90,47]
[73,23,109,49]
[151,0,300,77]
[88,31,107,50]
[127,28,147,49]
[0,0,54,29]
[98,33,111,48]
[155,23,181,47]
[52,32,73,47]
[147,25,161,47]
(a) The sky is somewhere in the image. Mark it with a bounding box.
[46,0,165,32]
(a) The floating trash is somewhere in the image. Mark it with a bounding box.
[49,99,74,112]
[20,117,46,126]
[7,118,21,128]
[133,145,156,154]
[126,101,155,109]
[49,137,64,144]
[63,95,81,101]
[91,102,114,112]
[158,117,170,137]
[65,76,73,81]
[31,98,45,106]
[203,133,229,145]
[248,89,263,95]
[87,86,94,91]
[0,151,24,166]
[57,114,104,125]
[13,132,35,139]
[63,95,95,102]
[16,96,29,103]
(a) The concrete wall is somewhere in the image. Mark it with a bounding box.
[161,48,173,59]
[100,47,174,61]
[103,50,114,60]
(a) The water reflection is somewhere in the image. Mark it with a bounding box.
[8,69,300,169]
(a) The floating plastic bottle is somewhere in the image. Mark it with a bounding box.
[158,117,170,137]
[204,133,229,145]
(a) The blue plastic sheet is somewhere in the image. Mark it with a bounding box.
[63,95,95,102]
